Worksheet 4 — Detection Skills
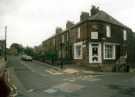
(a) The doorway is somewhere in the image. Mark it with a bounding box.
[89,43,102,63]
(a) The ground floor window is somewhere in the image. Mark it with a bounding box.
[104,43,116,60]
[74,42,83,59]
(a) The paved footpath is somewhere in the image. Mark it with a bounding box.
[7,56,135,97]
[0,58,12,97]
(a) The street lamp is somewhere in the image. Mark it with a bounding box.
[4,26,7,61]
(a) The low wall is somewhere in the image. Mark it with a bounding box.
[0,58,6,77]
[0,58,10,97]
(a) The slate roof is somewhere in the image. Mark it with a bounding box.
[42,9,131,42]
[88,10,129,29]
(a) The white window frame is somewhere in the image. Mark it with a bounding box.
[123,30,127,40]
[77,27,80,39]
[91,32,98,39]
[106,25,111,37]
[104,43,116,60]
[74,42,83,59]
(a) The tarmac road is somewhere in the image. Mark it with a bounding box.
[7,56,135,97]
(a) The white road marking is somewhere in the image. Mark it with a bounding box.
[46,69,63,75]
[44,88,57,94]
[27,89,34,93]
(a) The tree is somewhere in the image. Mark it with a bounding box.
[9,43,24,55]
[24,47,34,56]
[8,47,18,55]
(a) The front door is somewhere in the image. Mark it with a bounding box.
[89,43,102,63]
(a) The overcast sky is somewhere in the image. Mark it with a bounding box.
[0,0,135,47]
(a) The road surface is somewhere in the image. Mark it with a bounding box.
[7,56,135,97]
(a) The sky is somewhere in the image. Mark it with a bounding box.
[0,0,135,48]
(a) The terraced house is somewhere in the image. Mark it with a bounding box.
[42,6,134,71]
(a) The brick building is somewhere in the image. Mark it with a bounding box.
[42,6,134,71]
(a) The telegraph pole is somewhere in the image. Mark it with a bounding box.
[4,26,7,61]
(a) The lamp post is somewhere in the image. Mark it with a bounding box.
[4,26,7,61]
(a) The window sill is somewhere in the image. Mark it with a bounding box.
[74,57,82,60]
[104,58,115,60]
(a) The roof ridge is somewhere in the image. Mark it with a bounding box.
[88,10,129,29]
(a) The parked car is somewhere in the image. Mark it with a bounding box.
[21,55,32,61]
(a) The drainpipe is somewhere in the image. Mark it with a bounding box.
[60,43,63,69]
[4,26,7,62]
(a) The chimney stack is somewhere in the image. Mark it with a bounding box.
[80,12,89,21]
[90,5,100,16]
[66,21,74,29]
[56,27,63,34]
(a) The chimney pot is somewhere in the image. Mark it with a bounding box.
[90,5,100,16]
[80,12,89,21]
[56,27,63,34]
[66,21,74,29]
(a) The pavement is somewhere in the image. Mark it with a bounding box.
[7,56,135,97]
[0,58,13,97]
[33,60,101,76]
[0,58,6,76]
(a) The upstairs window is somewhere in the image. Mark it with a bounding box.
[91,32,98,39]
[77,27,80,39]
[106,25,111,37]
[123,30,127,40]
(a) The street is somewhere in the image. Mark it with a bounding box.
[7,56,135,97]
